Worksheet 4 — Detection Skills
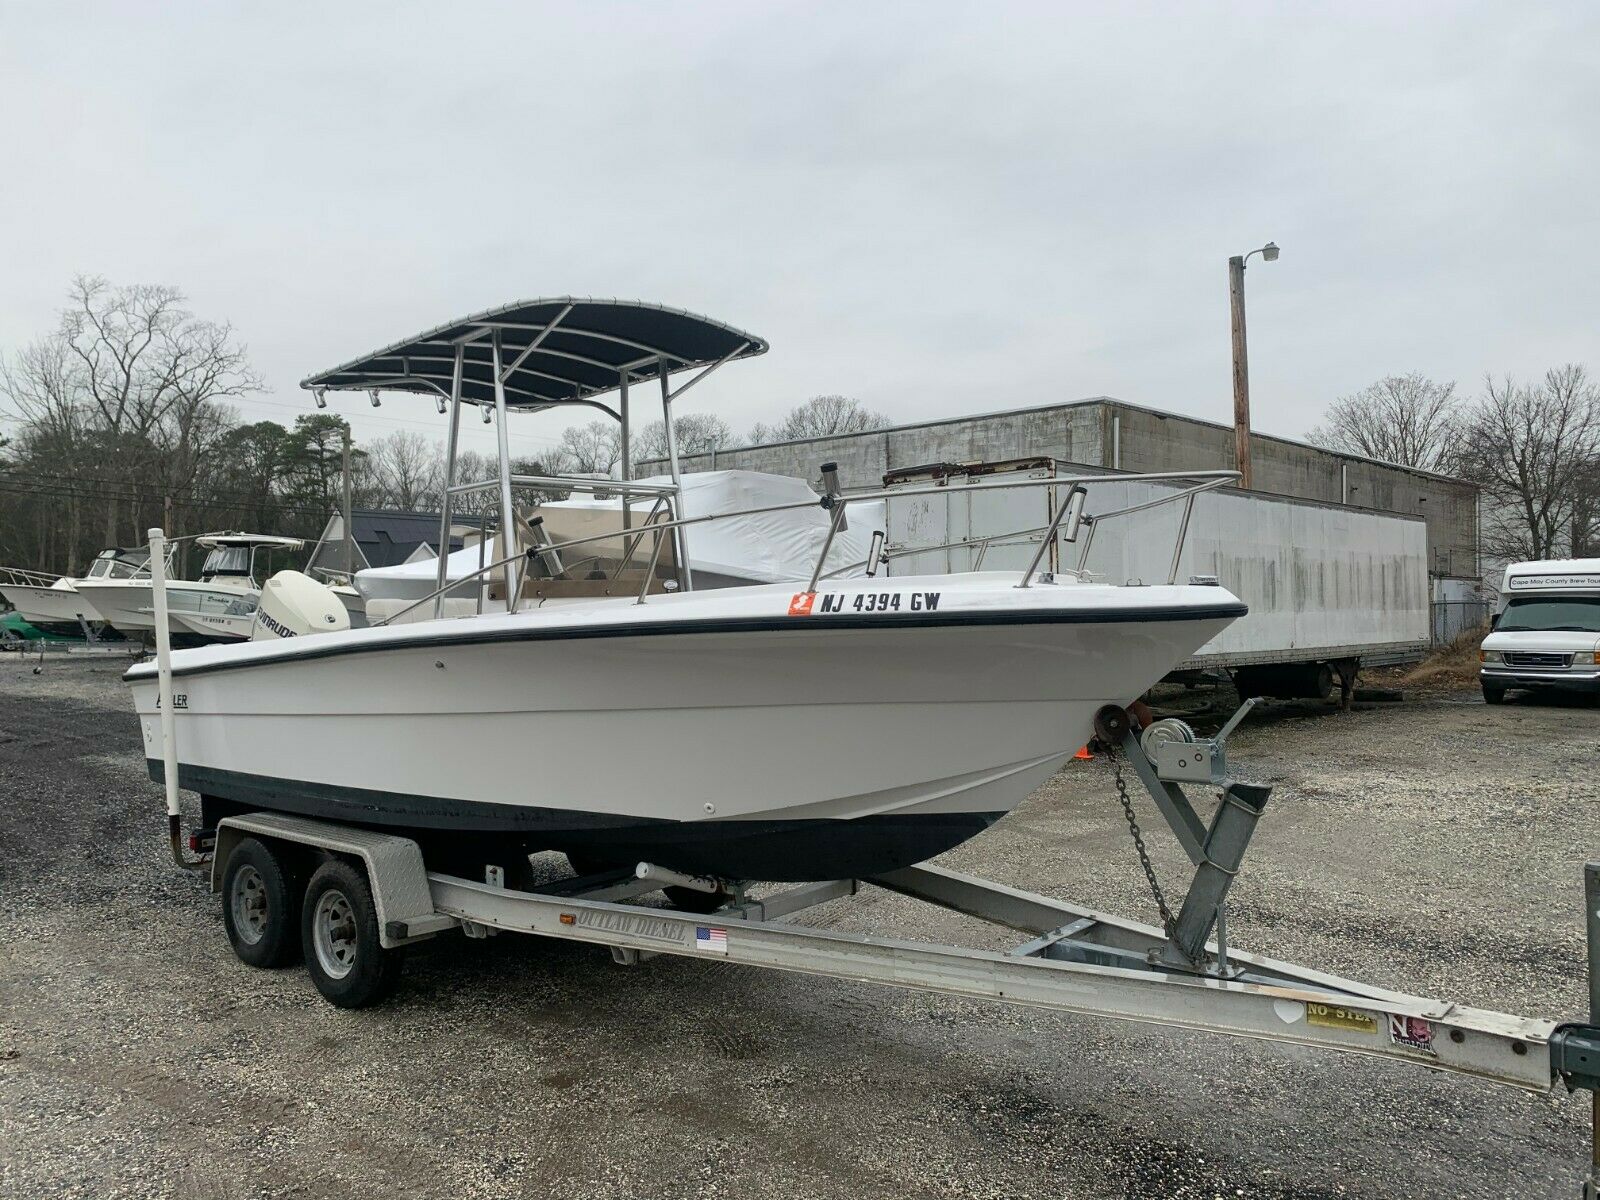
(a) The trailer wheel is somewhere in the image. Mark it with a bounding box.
[1482,682,1508,705]
[300,860,401,1009]
[221,837,300,968]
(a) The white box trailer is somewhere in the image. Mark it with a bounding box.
[882,459,1430,697]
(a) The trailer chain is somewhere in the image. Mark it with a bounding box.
[1109,747,1179,940]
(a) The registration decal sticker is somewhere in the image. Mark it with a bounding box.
[787,591,943,615]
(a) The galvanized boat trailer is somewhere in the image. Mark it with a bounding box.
[191,699,1600,1193]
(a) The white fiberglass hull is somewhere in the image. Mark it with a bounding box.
[126,573,1244,880]
[0,580,102,629]
[75,580,254,639]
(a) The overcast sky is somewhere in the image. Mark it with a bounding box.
[3,1,1597,463]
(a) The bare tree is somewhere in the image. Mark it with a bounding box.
[749,394,890,444]
[633,413,737,462]
[1457,365,1600,561]
[1,275,259,556]
[555,420,621,475]
[1573,457,1600,558]
[1306,373,1460,471]
[366,430,443,510]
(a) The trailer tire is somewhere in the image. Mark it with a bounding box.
[221,837,300,969]
[1481,682,1508,705]
[301,860,401,1009]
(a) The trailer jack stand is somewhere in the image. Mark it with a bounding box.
[1094,700,1269,979]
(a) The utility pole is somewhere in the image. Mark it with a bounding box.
[1228,242,1280,492]
[341,425,354,577]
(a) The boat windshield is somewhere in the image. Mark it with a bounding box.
[1498,595,1600,634]
[86,550,152,579]
[201,546,252,578]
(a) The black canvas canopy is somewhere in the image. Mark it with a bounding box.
[299,297,767,412]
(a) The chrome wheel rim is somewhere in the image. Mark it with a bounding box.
[230,865,268,945]
[313,889,358,979]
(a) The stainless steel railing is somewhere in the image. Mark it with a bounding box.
[369,467,1239,625]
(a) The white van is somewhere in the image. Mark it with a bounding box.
[1479,558,1600,704]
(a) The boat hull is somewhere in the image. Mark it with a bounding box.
[0,581,102,631]
[128,579,1242,880]
[75,581,253,637]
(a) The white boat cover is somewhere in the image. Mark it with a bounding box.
[354,471,887,602]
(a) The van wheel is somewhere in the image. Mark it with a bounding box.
[222,837,300,968]
[1482,683,1508,705]
[301,860,402,1008]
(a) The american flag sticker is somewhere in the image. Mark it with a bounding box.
[695,926,729,955]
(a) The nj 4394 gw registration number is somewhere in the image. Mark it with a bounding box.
[788,591,940,616]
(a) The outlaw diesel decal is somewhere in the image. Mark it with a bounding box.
[788,591,941,615]
[573,909,688,947]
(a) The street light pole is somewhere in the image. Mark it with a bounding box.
[1228,241,1279,491]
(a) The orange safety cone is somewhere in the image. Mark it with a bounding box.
[1074,745,1094,761]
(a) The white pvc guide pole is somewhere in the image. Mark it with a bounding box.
[148,527,180,819]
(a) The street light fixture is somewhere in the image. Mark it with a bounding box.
[1228,241,1280,489]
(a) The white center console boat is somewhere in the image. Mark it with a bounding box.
[125,298,1245,883]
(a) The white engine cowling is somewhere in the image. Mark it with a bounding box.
[251,570,351,641]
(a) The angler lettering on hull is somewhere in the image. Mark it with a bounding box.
[789,591,942,616]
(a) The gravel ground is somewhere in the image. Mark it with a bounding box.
[0,654,1594,1199]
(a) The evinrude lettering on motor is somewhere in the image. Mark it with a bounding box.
[573,909,687,946]
[254,610,298,639]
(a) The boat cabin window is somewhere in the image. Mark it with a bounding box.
[201,546,253,578]
[87,551,150,579]
[1497,595,1600,634]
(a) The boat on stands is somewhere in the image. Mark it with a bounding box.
[0,547,153,637]
[80,533,303,645]
[124,298,1244,884]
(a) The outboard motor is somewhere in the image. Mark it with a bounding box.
[251,570,350,641]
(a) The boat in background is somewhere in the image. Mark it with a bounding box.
[79,533,303,644]
[0,547,153,637]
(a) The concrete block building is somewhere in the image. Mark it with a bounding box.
[640,397,1481,604]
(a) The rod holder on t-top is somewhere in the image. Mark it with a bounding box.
[818,462,847,532]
